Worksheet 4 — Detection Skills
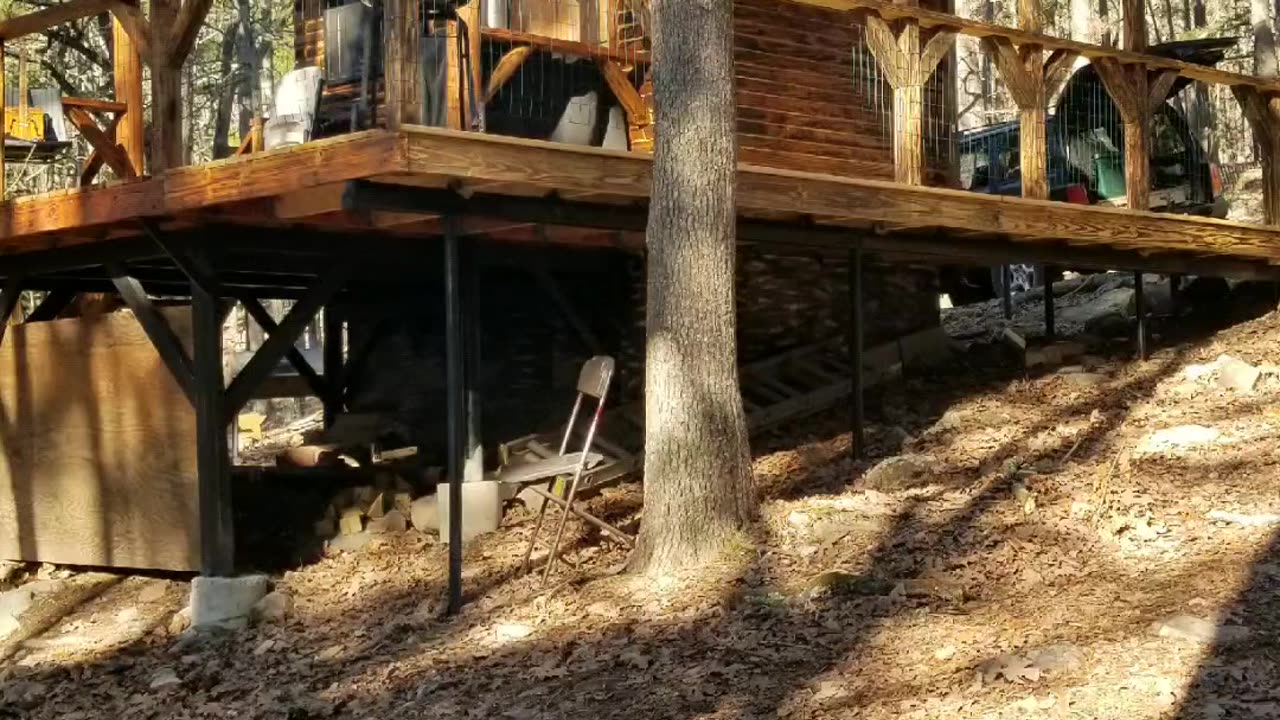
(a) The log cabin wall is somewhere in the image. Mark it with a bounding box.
[731,0,954,184]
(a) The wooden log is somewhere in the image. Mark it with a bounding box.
[0,0,116,39]
[483,46,535,104]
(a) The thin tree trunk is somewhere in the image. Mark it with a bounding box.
[1254,0,1278,78]
[237,0,263,126]
[213,21,240,159]
[627,0,754,574]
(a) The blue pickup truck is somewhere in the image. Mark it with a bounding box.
[941,38,1232,304]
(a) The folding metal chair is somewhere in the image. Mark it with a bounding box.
[493,355,615,580]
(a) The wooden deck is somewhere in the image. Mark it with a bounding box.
[2,126,1280,277]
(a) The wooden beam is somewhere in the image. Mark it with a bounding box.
[599,59,649,126]
[191,270,233,576]
[384,0,423,129]
[1094,59,1149,210]
[224,266,350,421]
[167,0,213,67]
[61,97,129,114]
[111,15,145,175]
[982,36,1050,199]
[106,264,195,402]
[484,46,534,104]
[78,112,125,186]
[0,0,116,40]
[863,14,941,185]
[25,289,75,322]
[833,0,1280,93]
[240,297,334,404]
[0,275,23,347]
[1044,48,1078,97]
[446,0,480,130]
[65,106,136,179]
[109,0,152,65]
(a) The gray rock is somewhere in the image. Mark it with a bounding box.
[367,509,407,534]
[0,586,34,620]
[149,667,182,690]
[861,454,937,491]
[1152,614,1250,644]
[1027,642,1084,674]
[0,679,46,709]
[327,532,374,553]
[138,582,168,604]
[1216,355,1261,392]
[338,508,364,536]
[412,495,439,532]
[190,575,270,629]
[251,590,292,623]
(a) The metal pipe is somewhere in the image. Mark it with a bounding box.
[1001,264,1013,320]
[1134,271,1147,360]
[1042,264,1055,342]
[847,243,864,459]
[444,216,465,613]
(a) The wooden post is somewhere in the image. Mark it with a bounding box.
[447,1,482,130]
[112,17,144,175]
[384,0,423,129]
[149,0,182,172]
[1094,58,1152,211]
[863,11,954,186]
[192,261,234,576]
[846,243,864,460]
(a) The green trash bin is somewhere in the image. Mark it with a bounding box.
[1093,152,1126,201]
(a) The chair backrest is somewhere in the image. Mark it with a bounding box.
[576,355,614,399]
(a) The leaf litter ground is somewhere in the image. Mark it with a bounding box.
[5,289,1280,720]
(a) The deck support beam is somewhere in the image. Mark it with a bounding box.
[241,297,333,406]
[223,265,350,423]
[323,304,345,428]
[847,243,865,459]
[0,276,24,347]
[107,263,195,403]
[443,215,467,613]
[192,260,234,576]
[25,289,74,323]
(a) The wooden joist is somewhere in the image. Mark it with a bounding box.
[4,128,1280,265]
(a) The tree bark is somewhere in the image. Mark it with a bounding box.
[627,0,754,575]
[213,21,240,159]
[1254,0,1279,78]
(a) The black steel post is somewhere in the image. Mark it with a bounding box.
[1001,265,1013,320]
[464,243,483,484]
[192,256,234,576]
[322,304,344,428]
[847,243,864,460]
[444,217,466,614]
[1134,271,1147,360]
[1170,273,1182,318]
[1042,264,1055,342]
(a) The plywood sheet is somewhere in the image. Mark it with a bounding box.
[0,308,199,571]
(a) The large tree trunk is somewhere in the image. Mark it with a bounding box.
[627,0,754,575]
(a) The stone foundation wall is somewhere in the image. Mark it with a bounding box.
[342,245,939,461]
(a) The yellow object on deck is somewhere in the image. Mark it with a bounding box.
[3,107,46,142]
